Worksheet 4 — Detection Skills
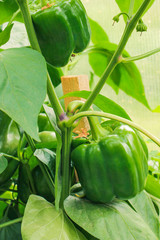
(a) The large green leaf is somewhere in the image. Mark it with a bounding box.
[64,195,158,240]
[0,24,13,47]
[0,0,22,25]
[0,48,47,140]
[129,191,160,238]
[89,18,109,44]
[115,0,155,21]
[89,42,150,109]
[61,90,131,120]
[22,194,87,240]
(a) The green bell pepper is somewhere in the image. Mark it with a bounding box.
[0,110,20,155]
[71,118,148,203]
[0,111,20,186]
[38,113,54,132]
[32,0,91,67]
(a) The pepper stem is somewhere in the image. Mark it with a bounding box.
[88,117,108,141]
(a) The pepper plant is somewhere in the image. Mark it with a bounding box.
[0,0,160,239]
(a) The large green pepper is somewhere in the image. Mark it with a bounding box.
[71,119,148,203]
[32,0,91,67]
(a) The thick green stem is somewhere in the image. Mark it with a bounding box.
[65,111,160,147]
[60,127,72,208]
[0,217,23,229]
[16,0,64,119]
[80,0,152,112]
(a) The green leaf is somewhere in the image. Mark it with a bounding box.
[22,195,87,240]
[145,174,160,199]
[61,90,131,120]
[115,0,155,22]
[0,0,22,25]
[43,104,61,135]
[89,18,109,44]
[34,148,56,177]
[89,42,150,109]
[0,218,22,240]
[129,191,160,238]
[0,154,8,174]
[0,24,13,47]
[153,106,160,113]
[0,48,47,141]
[64,196,158,240]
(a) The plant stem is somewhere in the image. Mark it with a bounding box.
[122,48,160,62]
[25,133,55,199]
[147,192,160,204]
[80,0,152,112]
[25,163,37,194]
[8,9,21,26]
[60,127,72,208]
[0,189,17,193]
[16,0,64,119]
[65,111,160,147]
[0,197,13,202]
[87,117,108,140]
[0,217,23,229]
[0,153,19,161]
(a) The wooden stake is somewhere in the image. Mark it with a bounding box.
[61,75,90,131]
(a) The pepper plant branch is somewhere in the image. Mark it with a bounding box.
[0,153,19,161]
[8,9,21,26]
[122,47,160,62]
[16,0,64,119]
[0,217,23,229]
[65,111,160,147]
[80,0,152,112]
[60,127,72,208]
